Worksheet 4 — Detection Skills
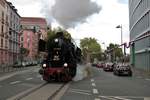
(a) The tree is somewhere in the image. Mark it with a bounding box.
[106,43,123,62]
[20,47,29,65]
[20,47,29,56]
[80,37,102,62]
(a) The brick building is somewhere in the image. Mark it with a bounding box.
[20,17,47,62]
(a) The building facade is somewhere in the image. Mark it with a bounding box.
[0,0,20,66]
[129,0,150,71]
[20,17,47,62]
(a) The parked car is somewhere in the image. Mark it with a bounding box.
[96,62,105,68]
[13,61,22,68]
[103,62,114,72]
[92,63,97,67]
[113,64,132,76]
[22,62,27,67]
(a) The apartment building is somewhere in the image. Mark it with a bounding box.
[0,0,20,65]
[20,17,47,62]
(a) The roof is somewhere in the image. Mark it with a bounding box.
[21,17,47,24]
[6,1,21,17]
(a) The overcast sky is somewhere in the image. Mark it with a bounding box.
[8,0,129,49]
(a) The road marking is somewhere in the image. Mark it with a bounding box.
[21,83,35,87]
[70,90,91,95]
[145,78,150,81]
[91,79,94,82]
[95,98,101,100]
[114,97,131,100]
[71,89,91,93]
[99,96,116,100]
[26,78,33,81]
[93,89,99,94]
[92,83,96,87]
[37,75,42,78]
[99,96,150,99]
[10,81,21,85]
[144,97,150,100]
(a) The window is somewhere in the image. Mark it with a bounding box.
[21,43,23,47]
[1,25,4,34]
[9,30,12,35]
[2,11,4,20]
[27,32,30,37]
[5,40,7,48]
[1,39,3,47]
[28,42,30,48]
[21,37,23,41]
[6,15,8,25]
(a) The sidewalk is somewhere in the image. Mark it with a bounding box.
[0,67,22,77]
[132,67,150,78]
[0,65,38,77]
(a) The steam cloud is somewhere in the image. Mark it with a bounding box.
[41,0,101,28]
[7,0,39,6]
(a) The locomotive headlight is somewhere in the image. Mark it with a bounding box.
[55,38,58,43]
[42,64,47,68]
[64,63,68,67]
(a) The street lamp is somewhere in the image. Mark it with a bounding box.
[116,24,123,45]
[102,42,106,51]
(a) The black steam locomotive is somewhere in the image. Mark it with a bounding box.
[39,32,81,82]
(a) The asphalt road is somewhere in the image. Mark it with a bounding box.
[0,65,150,100]
[0,66,44,100]
[60,67,150,100]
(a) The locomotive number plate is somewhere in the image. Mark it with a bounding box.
[53,55,60,61]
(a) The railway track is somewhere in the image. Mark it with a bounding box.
[8,82,69,100]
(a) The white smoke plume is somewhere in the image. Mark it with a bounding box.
[41,0,101,28]
[73,64,92,81]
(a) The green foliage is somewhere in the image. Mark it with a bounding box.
[106,43,123,62]
[80,37,102,62]
[20,47,29,56]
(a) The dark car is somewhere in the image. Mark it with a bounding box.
[103,62,114,72]
[92,63,97,67]
[13,61,22,68]
[113,64,132,76]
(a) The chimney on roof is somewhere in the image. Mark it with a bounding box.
[14,8,18,12]
[12,6,15,8]
[7,2,12,6]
